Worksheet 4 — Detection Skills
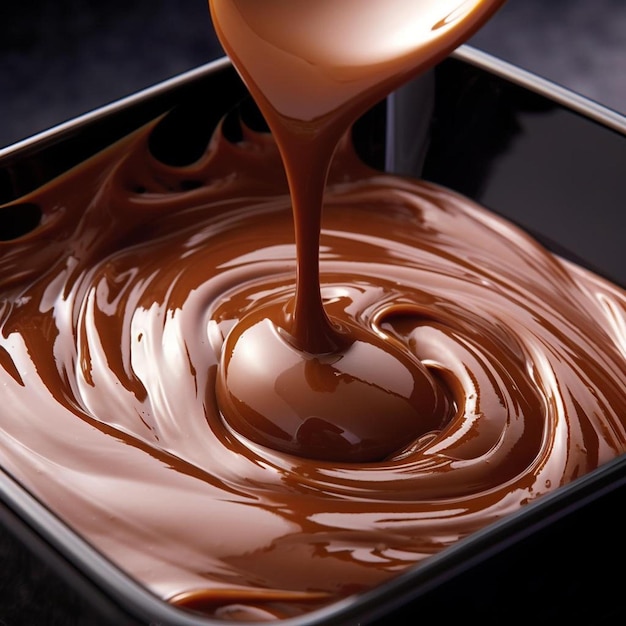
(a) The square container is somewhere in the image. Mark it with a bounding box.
[1,47,625,625]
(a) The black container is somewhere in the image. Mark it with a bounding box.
[0,47,625,625]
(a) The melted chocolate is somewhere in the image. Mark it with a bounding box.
[0,0,625,622]
[0,116,625,619]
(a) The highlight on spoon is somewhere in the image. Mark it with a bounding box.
[209,0,507,123]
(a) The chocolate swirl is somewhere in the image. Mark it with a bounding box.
[0,117,625,620]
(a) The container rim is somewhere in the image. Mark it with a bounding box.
[1,45,626,625]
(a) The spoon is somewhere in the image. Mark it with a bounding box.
[210,0,506,462]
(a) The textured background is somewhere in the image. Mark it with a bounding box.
[471,0,626,113]
[0,0,625,148]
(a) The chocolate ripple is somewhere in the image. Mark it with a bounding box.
[0,118,625,619]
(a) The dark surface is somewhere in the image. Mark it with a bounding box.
[0,501,139,626]
[1,0,625,149]
[416,56,626,287]
[0,0,222,148]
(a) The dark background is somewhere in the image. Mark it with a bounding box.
[1,0,625,149]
